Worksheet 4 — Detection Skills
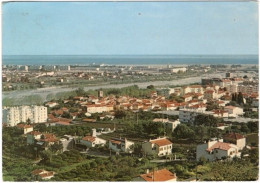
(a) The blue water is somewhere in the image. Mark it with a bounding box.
[2,55,259,65]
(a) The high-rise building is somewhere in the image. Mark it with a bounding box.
[2,105,48,126]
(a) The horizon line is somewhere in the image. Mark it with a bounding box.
[3,54,259,56]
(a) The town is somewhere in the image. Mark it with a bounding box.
[2,68,259,181]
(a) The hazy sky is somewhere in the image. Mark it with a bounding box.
[2,2,259,55]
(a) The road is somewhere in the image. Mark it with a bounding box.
[3,73,225,104]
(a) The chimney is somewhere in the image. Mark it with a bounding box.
[92,128,96,137]
[146,169,149,174]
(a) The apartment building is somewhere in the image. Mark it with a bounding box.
[2,105,48,126]
[179,108,213,123]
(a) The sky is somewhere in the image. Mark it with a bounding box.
[2,2,259,55]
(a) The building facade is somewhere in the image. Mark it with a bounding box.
[3,106,48,126]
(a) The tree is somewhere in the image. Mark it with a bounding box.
[50,142,63,153]
[40,150,53,165]
[173,124,195,140]
[75,87,85,96]
[237,92,244,105]
[240,123,250,133]
[115,110,127,119]
[147,85,155,90]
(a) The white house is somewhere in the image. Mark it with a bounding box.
[196,139,240,162]
[109,138,134,153]
[153,118,180,132]
[142,137,173,157]
[80,129,106,148]
[224,106,244,117]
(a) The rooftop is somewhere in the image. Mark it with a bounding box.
[140,169,176,181]
[150,138,172,147]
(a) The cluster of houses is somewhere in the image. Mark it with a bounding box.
[5,72,258,181]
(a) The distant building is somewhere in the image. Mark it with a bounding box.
[179,109,213,123]
[19,65,29,71]
[226,72,232,78]
[134,169,177,182]
[142,137,173,156]
[29,65,42,71]
[98,90,103,98]
[43,65,56,71]
[159,67,187,73]
[57,65,70,71]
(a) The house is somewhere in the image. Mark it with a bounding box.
[39,133,58,147]
[27,131,42,144]
[16,124,33,134]
[204,90,216,100]
[142,137,173,157]
[134,169,177,182]
[223,133,246,150]
[196,139,240,162]
[31,169,55,180]
[153,119,180,132]
[109,138,134,153]
[224,106,244,117]
[80,129,106,148]
[181,94,193,102]
[212,110,229,118]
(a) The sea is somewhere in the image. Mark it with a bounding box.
[2,55,259,65]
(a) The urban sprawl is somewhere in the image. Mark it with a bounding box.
[2,64,259,181]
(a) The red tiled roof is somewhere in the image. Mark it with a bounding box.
[55,122,70,126]
[140,169,176,181]
[39,172,54,178]
[224,106,236,109]
[31,169,44,175]
[16,124,33,129]
[82,136,96,142]
[150,138,172,147]
[206,142,231,152]
[110,139,121,145]
[82,118,96,122]
[224,133,244,140]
